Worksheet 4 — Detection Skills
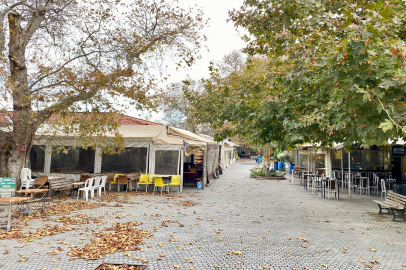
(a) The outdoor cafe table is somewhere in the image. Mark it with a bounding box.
[0,197,32,231]
[15,189,49,214]
[113,174,140,190]
[153,174,172,184]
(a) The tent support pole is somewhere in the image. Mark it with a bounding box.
[44,144,52,175]
[202,147,207,189]
[341,148,344,192]
[348,151,351,197]
[180,148,184,193]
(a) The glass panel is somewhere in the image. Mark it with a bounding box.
[332,149,391,170]
[299,153,308,168]
[29,145,45,173]
[155,150,179,175]
[315,154,325,169]
[101,147,147,173]
[51,146,95,173]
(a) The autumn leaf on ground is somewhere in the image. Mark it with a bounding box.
[369,248,377,252]
[321,264,328,268]
[173,265,180,269]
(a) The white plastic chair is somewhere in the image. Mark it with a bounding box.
[381,179,387,199]
[358,177,370,195]
[77,178,94,201]
[91,177,101,199]
[98,175,107,197]
[20,168,35,190]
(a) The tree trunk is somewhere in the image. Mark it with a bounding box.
[2,12,37,188]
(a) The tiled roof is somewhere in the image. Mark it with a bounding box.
[0,112,159,126]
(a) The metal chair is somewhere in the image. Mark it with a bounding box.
[358,177,370,195]
[327,178,338,199]
[381,179,387,199]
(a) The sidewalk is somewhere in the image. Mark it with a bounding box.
[0,160,404,270]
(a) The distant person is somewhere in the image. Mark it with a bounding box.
[258,155,262,164]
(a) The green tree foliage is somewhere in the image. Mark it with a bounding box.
[192,0,406,150]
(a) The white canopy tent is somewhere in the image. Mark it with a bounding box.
[30,124,221,192]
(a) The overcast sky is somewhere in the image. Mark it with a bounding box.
[168,0,246,82]
[132,0,247,120]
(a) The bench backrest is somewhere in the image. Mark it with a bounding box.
[387,191,406,208]
[51,179,75,189]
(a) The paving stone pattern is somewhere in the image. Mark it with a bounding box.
[0,160,405,270]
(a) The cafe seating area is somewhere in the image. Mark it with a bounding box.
[0,168,184,231]
[294,167,395,200]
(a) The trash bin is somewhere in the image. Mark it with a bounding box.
[197,181,203,190]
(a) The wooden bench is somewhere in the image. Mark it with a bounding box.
[373,191,406,221]
[50,179,75,199]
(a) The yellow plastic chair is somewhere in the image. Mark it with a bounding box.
[168,175,181,193]
[136,174,153,192]
[153,177,168,195]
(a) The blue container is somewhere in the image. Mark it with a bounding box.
[197,181,202,190]
[278,161,284,170]
[289,164,295,174]
[274,162,278,170]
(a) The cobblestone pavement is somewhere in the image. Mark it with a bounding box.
[0,160,405,270]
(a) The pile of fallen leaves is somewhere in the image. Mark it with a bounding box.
[68,221,153,260]
[12,201,107,222]
[176,200,199,208]
[0,225,75,242]
[96,264,146,270]
[53,214,105,226]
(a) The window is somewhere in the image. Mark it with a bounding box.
[101,147,148,173]
[29,145,45,173]
[155,150,179,175]
[51,146,95,173]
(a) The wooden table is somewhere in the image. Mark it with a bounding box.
[0,197,32,231]
[112,174,140,191]
[153,174,172,183]
[16,189,49,198]
[15,189,49,214]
